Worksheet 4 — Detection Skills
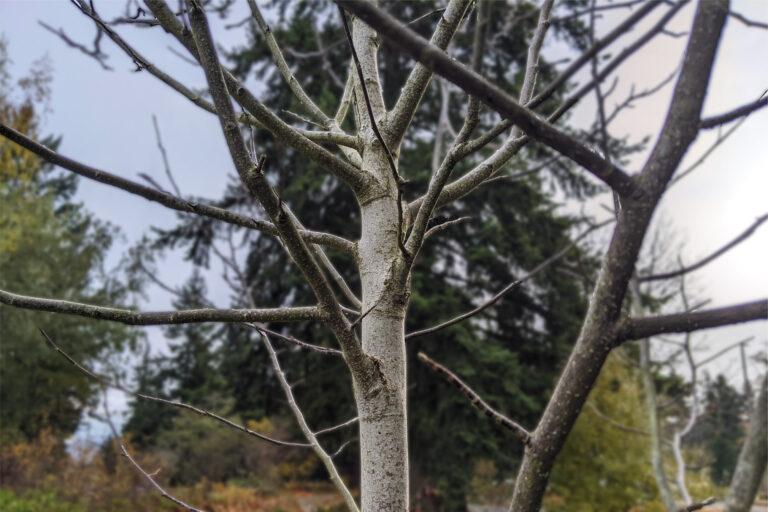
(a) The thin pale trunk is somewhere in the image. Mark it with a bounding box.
[355,143,410,511]
[640,338,678,511]
[724,374,767,512]
[632,276,677,511]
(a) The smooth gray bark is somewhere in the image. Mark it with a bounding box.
[724,374,767,512]
[641,338,678,511]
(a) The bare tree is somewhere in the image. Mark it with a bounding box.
[1,1,766,511]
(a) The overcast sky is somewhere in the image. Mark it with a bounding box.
[1,0,766,442]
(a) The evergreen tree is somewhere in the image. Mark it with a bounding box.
[688,374,748,487]
[123,271,225,446]
[0,40,135,443]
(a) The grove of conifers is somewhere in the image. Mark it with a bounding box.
[0,1,766,512]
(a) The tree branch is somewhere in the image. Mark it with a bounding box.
[119,444,206,512]
[246,0,361,167]
[586,402,648,436]
[638,213,768,282]
[410,0,688,214]
[40,329,312,448]
[526,0,667,110]
[385,0,473,144]
[700,91,768,129]
[417,352,531,444]
[508,2,730,508]
[728,9,768,30]
[0,122,355,255]
[405,0,553,258]
[406,219,613,340]
[143,0,371,194]
[261,332,360,512]
[694,336,753,369]
[247,0,331,126]
[0,289,320,325]
[617,300,768,342]
[677,498,716,512]
[183,0,378,392]
[336,0,645,200]
[38,17,112,70]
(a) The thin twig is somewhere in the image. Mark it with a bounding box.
[700,90,768,129]
[670,112,750,186]
[315,416,359,436]
[331,438,357,458]
[39,19,113,70]
[695,336,754,369]
[586,402,648,436]
[39,329,312,448]
[417,352,531,444]
[407,219,613,339]
[728,10,768,30]
[120,446,207,512]
[424,216,472,240]
[408,8,446,26]
[97,389,208,512]
[260,332,360,512]
[152,115,183,197]
[638,213,768,282]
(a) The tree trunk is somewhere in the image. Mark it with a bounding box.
[355,140,410,510]
[640,338,678,511]
[724,374,767,512]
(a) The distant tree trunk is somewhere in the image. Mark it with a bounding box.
[641,337,678,511]
[725,374,767,512]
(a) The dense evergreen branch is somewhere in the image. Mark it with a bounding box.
[417,352,531,444]
[0,289,320,325]
[335,1,645,200]
[0,123,355,255]
[617,300,768,341]
[638,213,768,282]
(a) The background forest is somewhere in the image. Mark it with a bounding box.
[1,0,766,511]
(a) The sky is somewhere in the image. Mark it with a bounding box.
[0,0,766,443]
